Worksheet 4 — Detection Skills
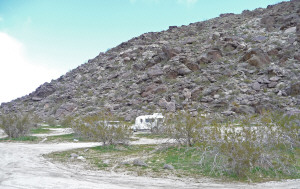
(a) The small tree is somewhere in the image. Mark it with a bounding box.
[72,113,132,145]
[165,111,206,146]
[0,113,31,138]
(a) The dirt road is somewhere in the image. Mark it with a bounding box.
[0,141,299,189]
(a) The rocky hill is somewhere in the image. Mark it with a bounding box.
[1,0,300,121]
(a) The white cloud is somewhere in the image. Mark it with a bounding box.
[0,32,61,104]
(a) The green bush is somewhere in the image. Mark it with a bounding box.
[165,111,206,146]
[163,111,299,179]
[0,113,31,138]
[72,113,132,145]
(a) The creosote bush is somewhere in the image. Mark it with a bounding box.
[165,111,206,146]
[0,113,31,138]
[164,111,299,179]
[72,113,132,145]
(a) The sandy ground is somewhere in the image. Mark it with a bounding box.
[0,129,299,189]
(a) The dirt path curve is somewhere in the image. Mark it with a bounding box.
[32,128,74,137]
[0,142,299,189]
[0,128,74,139]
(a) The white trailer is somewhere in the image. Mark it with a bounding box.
[132,113,164,131]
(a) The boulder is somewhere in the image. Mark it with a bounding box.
[267,48,281,57]
[223,43,238,51]
[178,65,192,76]
[284,26,296,34]
[197,56,210,64]
[269,76,280,82]
[252,82,261,91]
[166,101,176,112]
[268,82,278,88]
[185,62,199,71]
[163,164,174,170]
[123,57,131,62]
[77,156,86,161]
[141,84,167,97]
[31,83,56,99]
[222,110,235,116]
[147,67,164,78]
[158,98,176,112]
[202,86,220,96]
[180,37,197,45]
[166,70,178,79]
[191,87,202,101]
[162,46,181,59]
[70,153,79,158]
[206,48,222,62]
[183,88,191,101]
[32,97,43,101]
[133,159,148,167]
[252,36,267,42]
[212,32,221,40]
[55,103,77,117]
[241,48,270,68]
[158,98,168,108]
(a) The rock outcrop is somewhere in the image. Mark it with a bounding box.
[1,0,300,120]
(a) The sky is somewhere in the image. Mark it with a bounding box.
[0,0,287,104]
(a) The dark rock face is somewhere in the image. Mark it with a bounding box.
[31,83,56,99]
[162,46,181,59]
[1,0,300,120]
[55,103,77,117]
[241,48,270,68]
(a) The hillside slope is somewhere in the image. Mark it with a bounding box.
[1,0,300,121]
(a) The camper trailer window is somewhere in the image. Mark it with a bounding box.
[140,119,143,123]
[145,118,154,123]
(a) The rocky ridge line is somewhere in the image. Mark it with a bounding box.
[1,0,300,121]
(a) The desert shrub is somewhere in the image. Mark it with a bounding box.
[165,111,208,146]
[72,113,132,145]
[164,111,299,179]
[0,113,31,138]
[44,117,59,126]
[59,115,73,127]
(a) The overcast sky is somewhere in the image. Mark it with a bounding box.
[0,0,286,104]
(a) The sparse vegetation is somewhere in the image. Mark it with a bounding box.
[30,127,51,134]
[72,113,132,145]
[135,133,168,139]
[0,136,38,142]
[46,133,90,142]
[47,111,299,182]
[163,111,300,180]
[0,113,32,138]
